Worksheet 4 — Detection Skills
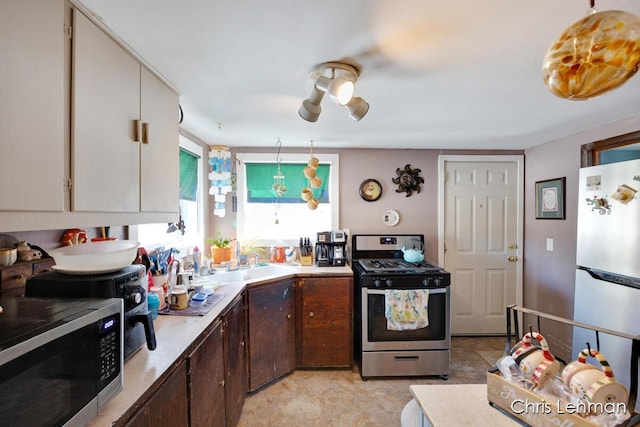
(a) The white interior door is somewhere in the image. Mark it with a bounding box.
[439,156,523,335]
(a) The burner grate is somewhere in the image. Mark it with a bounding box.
[356,259,444,274]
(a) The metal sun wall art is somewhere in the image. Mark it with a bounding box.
[392,164,424,197]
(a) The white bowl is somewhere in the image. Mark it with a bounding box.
[0,248,17,266]
[49,240,139,274]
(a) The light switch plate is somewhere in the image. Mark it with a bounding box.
[546,238,554,252]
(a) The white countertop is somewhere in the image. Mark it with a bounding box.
[89,263,352,426]
[409,384,526,426]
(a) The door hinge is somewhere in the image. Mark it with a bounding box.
[64,178,72,191]
[64,24,72,39]
[444,242,447,253]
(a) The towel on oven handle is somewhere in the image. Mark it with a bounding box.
[384,289,430,331]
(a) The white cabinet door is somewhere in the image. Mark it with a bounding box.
[0,0,64,212]
[140,67,179,213]
[72,10,140,212]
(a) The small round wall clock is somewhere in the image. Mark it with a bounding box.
[383,209,400,226]
[359,179,382,202]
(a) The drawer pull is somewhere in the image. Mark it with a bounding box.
[394,356,419,361]
[309,311,314,317]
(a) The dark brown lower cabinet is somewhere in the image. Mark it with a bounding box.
[296,276,353,367]
[120,272,354,425]
[222,293,247,426]
[123,360,189,427]
[246,278,295,392]
[123,292,246,427]
[188,320,226,427]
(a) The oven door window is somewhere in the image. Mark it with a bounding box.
[367,288,447,341]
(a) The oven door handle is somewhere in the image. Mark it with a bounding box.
[366,288,447,295]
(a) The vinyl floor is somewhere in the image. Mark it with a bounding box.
[237,336,507,427]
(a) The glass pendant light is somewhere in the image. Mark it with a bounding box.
[542,1,640,99]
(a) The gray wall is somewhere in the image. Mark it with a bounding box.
[217,148,521,265]
[523,116,640,360]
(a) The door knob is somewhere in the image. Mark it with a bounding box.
[507,256,518,262]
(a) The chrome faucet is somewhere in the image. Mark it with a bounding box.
[252,252,260,267]
[223,261,238,272]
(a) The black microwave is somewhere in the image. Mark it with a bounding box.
[0,297,123,427]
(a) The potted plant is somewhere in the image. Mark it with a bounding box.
[207,232,234,264]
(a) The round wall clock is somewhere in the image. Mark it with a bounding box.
[383,209,400,226]
[359,179,382,202]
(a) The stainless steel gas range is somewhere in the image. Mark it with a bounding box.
[352,234,451,380]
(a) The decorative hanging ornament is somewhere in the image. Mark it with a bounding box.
[301,140,321,209]
[272,138,287,197]
[542,4,640,100]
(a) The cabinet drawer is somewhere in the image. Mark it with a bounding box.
[0,264,32,292]
[32,258,55,275]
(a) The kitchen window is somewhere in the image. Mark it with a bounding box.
[581,130,640,166]
[235,153,339,247]
[137,135,204,254]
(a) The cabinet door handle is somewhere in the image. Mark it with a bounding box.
[133,119,141,142]
[309,311,314,317]
[219,380,225,387]
[287,314,291,319]
[141,122,149,144]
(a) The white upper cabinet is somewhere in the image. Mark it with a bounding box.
[72,10,179,214]
[140,67,180,213]
[0,0,65,212]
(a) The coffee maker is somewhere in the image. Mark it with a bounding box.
[316,230,348,266]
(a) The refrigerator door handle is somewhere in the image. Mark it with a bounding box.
[577,266,640,290]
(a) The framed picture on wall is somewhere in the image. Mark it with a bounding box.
[535,177,566,219]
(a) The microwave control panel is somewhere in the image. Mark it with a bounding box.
[98,314,120,386]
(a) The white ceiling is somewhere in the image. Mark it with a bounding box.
[76,0,640,150]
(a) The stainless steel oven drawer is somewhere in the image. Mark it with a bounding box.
[361,350,450,378]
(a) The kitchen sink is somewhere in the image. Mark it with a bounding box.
[208,263,296,284]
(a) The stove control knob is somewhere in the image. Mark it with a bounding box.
[422,278,430,287]
[434,277,442,286]
[373,279,381,288]
[129,292,142,305]
[385,279,393,287]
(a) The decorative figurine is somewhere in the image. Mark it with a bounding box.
[586,196,611,215]
[16,241,42,261]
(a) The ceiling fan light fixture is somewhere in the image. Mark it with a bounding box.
[331,78,355,105]
[345,96,369,121]
[316,75,355,105]
[298,86,325,122]
[300,61,366,121]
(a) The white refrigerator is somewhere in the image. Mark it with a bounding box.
[573,158,640,412]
